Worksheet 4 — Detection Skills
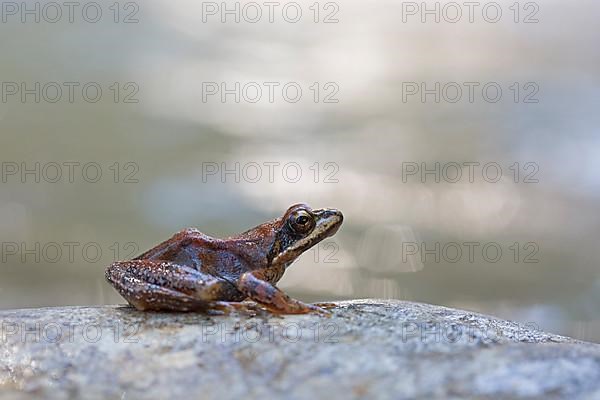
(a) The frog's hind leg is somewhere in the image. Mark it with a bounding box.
[106,260,227,312]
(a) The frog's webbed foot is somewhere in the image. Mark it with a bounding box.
[236,271,331,316]
[106,260,227,312]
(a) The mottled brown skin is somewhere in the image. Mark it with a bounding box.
[106,204,343,314]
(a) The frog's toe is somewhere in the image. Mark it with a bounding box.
[312,302,338,310]
[307,304,333,317]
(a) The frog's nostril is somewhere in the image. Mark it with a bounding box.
[323,209,343,220]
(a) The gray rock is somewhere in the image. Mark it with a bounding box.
[0,299,599,400]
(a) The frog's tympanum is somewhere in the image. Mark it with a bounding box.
[106,204,343,314]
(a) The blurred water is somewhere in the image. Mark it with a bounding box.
[1,0,599,342]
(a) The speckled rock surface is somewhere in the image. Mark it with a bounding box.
[1,300,599,400]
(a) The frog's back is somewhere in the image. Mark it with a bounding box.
[135,228,262,281]
[134,228,222,267]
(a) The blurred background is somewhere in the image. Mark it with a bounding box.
[0,0,599,342]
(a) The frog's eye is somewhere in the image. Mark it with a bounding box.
[289,210,315,234]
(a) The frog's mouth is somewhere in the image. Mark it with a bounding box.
[312,208,344,238]
[272,208,343,267]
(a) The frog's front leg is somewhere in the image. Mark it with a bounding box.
[106,260,230,312]
[236,271,329,315]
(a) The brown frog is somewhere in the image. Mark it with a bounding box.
[106,204,343,314]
